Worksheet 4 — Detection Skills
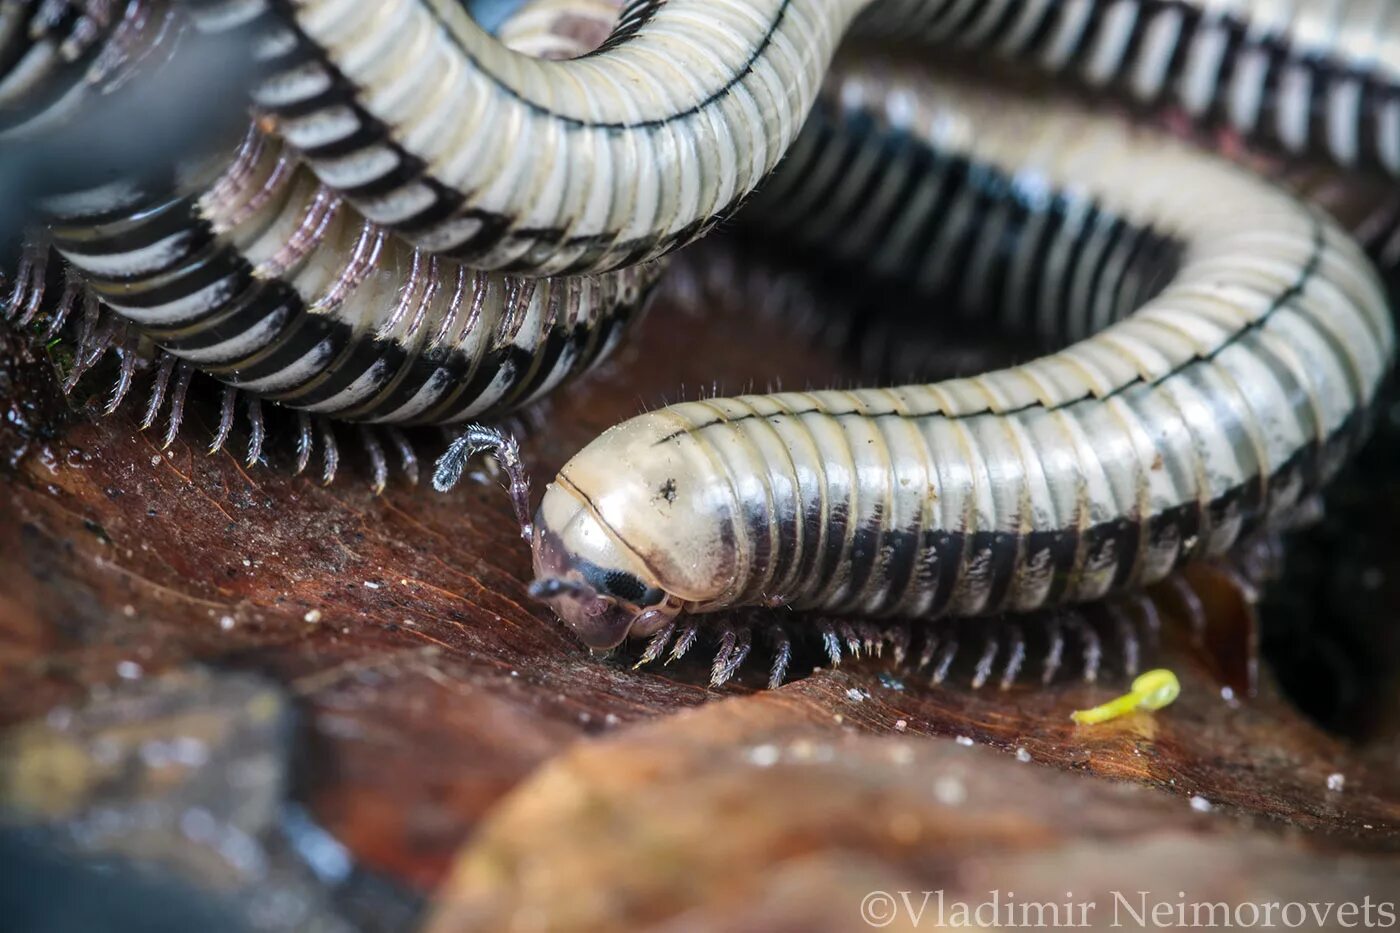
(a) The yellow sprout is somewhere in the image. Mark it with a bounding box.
[1070,669,1181,725]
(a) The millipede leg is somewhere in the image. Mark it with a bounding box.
[140,354,175,431]
[1168,574,1208,645]
[209,384,237,454]
[40,277,77,338]
[386,426,419,486]
[1108,603,1141,676]
[817,619,842,667]
[12,245,48,326]
[294,411,313,475]
[62,296,105,393]
[319,418,339,486]
[1000,624,1026,690]
[710,625,751,688]
[105,328,139,415]
[1066,614,1102,684]
[767,623,792,689]
[360,425,388,495]
[1042,619,1065,686]
[232,395,260,468]
[433,424,533,541]
[668,618,700,663]
[932,636,959,685]
[839,621,861,659]
[3,249,32,320]
[916,631,938,672]
[635,620,676,667]
[36,275,77,337]
[859,621,881,658]
[1137,594,1162,649]
[971,633,998,690]
[161,364,192,449]
[885,623,910,666]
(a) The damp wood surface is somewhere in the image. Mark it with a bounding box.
[2,243,1400,929]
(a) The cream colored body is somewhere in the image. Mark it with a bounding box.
[533,66,1392,645]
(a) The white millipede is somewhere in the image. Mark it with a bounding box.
[511,56,1394,650]
[183,0,1400,277]
[2,0,662,484]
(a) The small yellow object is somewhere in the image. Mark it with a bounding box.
[1071,669,1181,725]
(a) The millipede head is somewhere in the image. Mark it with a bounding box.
[528,516,683,651]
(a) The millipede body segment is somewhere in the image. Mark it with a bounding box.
[6,0,662,439]
[526,64,1393,649]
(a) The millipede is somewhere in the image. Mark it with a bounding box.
[3,0,662,486]
[2,0,1398,689]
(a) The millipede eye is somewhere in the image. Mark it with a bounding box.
[601,570,648,604]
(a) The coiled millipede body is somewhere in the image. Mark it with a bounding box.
[44,126,659,426]
[856,0,1400,176]
[180,0,1400,281]
[186,0,864,273]
[513,62,1394,651]
[2,0,663,483]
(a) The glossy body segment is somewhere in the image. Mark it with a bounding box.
[44,127,660,422]
[34,3,659,425]
[856,0,1400,176]
[186,0,866,274]
[535,66,1392,637]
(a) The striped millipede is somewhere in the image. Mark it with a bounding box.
[1,0,662,486]
[180,0,1400,280]
[44,125,659,426]
[2,0,1398,685]
[493,55,1394,652]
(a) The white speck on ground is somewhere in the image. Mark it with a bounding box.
[1189,795,1212,813]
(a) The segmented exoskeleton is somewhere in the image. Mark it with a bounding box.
[855,0,1400,176]
[2,0,663,485]
[509,60,1393,653]
[182,0,1400,280]
[44,126,659,425]
[184,0,863,273]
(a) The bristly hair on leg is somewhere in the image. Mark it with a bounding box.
[161,363,193,449]
[245,396,265,467]
[433,423,533,542]
[140,353,176,430]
